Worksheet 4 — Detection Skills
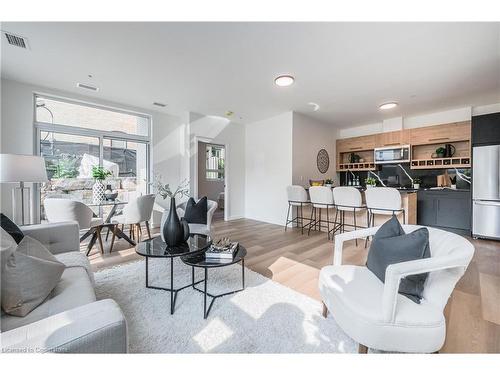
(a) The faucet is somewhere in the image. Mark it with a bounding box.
[398,164,414,186]
[368,171,386,187]
[454,168,471,185]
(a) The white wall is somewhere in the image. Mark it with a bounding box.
[189,112,245,220]
[292,112,337,185]
[245,112,293,226]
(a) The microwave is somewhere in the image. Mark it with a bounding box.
[374,145,410,164]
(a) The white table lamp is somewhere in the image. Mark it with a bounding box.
[0,154,48,225]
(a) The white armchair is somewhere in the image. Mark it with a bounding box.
[319,225,474,353]
[175,199,218,236]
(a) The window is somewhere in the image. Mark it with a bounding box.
[205,144,225,180]
[35,95,151,221]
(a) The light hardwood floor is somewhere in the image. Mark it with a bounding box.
[88,218,500,353]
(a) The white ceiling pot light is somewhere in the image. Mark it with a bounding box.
[308,102,320,112]
[274,74,295,87]
[379,102,398,110]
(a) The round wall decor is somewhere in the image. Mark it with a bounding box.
[316,149,330,174]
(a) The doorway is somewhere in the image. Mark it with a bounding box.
[197,141,226,222]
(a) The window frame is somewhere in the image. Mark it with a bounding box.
[205,143,225,181]
[33,93,152,222]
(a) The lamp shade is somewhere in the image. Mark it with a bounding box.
[0,154,48,183]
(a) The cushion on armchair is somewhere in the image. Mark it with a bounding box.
[184,197,208,224]
[366,215,431,303]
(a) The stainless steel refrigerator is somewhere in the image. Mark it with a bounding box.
[472,144,500,239]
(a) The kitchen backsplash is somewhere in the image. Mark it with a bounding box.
[338,164,471,190]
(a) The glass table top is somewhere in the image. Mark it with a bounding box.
[135,235,212,258]
[181,246,247,268]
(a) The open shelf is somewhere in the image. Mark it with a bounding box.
[410,157,470,170]
[337,163,376,171]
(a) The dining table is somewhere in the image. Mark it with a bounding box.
[80,199,135,255]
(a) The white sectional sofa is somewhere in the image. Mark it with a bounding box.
[1,222,128,353]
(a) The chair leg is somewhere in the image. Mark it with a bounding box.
[300,204,304,235]
[110,225,117,253]
[365,210,370,248]
[308,207,315,236]
[96,227,105,254]
[326,207,331,240]
[129,224,134,240]
[358,344,368,354]
[105,227,110,241]
[285,202,291,231]
[145,221,152,240]
[137,223,142,242]
[322,301,328,318]
[353,208,358,246]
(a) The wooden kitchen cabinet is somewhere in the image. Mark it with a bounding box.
[409,121,470,145]
[336,134,375,152]
[375,129,410,147]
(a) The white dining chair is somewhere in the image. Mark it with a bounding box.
[332,187,365,245]
[308,186,335,239]
[44,198,105,256]
[285,185,310,234]
[319,225,474,353]
[111,194,155,243]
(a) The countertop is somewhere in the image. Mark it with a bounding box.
[306,186,470,193]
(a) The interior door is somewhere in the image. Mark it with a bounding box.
[473,145,500,200]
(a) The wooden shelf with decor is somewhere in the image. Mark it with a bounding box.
[410,157,471,169]
[337,162,376,171]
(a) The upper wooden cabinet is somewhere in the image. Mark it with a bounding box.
[336,134,376,153]
[409,121,471,145]
[375,129,410,147]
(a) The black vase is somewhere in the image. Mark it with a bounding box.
[162,197,190,246]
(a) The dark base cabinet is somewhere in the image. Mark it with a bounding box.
[417,190,471,236]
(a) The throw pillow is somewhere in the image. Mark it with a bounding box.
[184,197,208,225]
[366,216,431,303]
[0,228,17,270]
[0,213,24,244]
[1,235,65,317]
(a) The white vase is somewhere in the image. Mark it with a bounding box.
[413,183,420,189]
[92,180,105,203]
[366,185,375,189]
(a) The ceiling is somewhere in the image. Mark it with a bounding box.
[1,22,500,126]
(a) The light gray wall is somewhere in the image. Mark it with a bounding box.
[292,112,337,186]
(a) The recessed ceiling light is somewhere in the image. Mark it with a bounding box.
[379,102,398,110]
[274,74,295,87]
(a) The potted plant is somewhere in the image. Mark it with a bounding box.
[91,165,112,203]
[450,176,457,190]
[413,177,421,189]
[151,175,191,246]
[435,147,446,158]
[365,177,376,188]
[325,178,334,188]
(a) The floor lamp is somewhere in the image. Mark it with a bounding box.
[0,154,48,225]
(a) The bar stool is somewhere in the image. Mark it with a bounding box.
[364,187,405,247]
[332,187,366,245]
[308,186,335,240]
[285,185,311,234]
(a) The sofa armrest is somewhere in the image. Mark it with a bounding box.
[20,222,79,255]
[1,299,127,353]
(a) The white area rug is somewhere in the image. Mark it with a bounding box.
[95,258,357,353]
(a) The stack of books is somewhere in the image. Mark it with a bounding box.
[205,238,239,261]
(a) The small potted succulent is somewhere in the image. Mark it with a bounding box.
[435,147,446,158]
[413,177,421,189]
[91,165,112,203]
[365,177,377,188]
[325,178,334,188]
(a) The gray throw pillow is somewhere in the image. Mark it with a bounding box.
[1,234,65,317]
[366,216,431,303]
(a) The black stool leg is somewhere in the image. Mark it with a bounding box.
[285,202,291,231]
[300,203,304,234]
[308,207,315,236]
[326,207,331,240]
[353,208,358,246]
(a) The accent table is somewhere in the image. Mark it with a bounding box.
[181,245,247,319]
[135,235,212,314]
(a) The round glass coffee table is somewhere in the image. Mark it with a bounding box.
[181,245,247,319]
[135,235,211,314]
